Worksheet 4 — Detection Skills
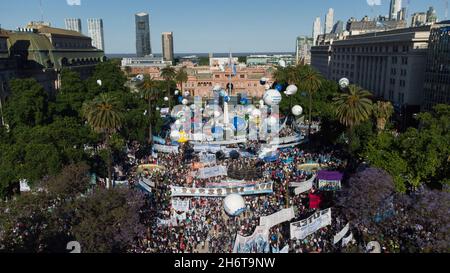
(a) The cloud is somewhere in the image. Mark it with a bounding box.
[67,0,81,6]
[366,0,382,6]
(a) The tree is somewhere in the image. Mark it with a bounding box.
[337,168,395,228]
[43,163,91,199]
[70,188,145,253]
[138,75,159,144]
[298,66,323,136]
[175,67,189,94]
[160,66,176,108]
[88,61,128,94]
[53,70,87,118]
[82,93,123,188]
[4,79,48,128]
[373,101,394,133]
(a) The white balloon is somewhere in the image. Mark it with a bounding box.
[174,90,180,95]
[263,89,282,106]
[223,194,246,216]
[265,116,278,127]
[286,84,298,95]
[339,78,350,89]
[170,130,181,141]
[182,99,189,105]
[251,109,261,117]
[164,97,169,102]
[213,85,222,92]
[214,111,222,118]
[279,60,287,68]
[292,105,303,116]
[156,107,160,111]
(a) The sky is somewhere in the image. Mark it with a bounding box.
[0,0,446,54]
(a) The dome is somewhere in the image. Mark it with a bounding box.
[223,194,246,216]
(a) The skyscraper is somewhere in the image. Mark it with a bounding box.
[162,32,174,62]
[135,12,152,57]
[426,6,438,23]
[65,18,82,33]
[324,8,334,34]
[389,0,402,20]
[313,17,322,46]
[87,19,104,51]
[331,20,344,35]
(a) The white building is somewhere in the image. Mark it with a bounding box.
[313,17,322,46]
[87,18,104,51]
[65,18,82,33]
[325,8,334,34]
[389,0,402,20]
[121,56,172,68]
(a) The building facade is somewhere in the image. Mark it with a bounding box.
[311,26,432,107]
[325,8,334,34]
[87,18,104,51]
[295,36,314,65]
[411,12,427,27]
[136,13,152,57]
[246,54,295,67]
[313,17,322,46]
[162,32,174,63]
[65,18,82,33]
[423,22,450,110]
[389,0,402,20]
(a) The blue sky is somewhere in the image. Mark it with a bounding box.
[0,0,446,53]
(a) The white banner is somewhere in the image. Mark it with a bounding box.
[157,217,178,227]
[193,144,222,153]
[342,232,354,247]
[196,165,227,179]
[171,199,190,212]
[19,179,31,192]
[153,144,179,154]
[259,207,295,229]
[199,153,217,165]
[333,223,350,245]
[170,182,274,197]
[269,135,303,145]
[233,226,270,253]
[290,208,332,240]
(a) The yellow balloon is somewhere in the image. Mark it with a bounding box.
[178,131,189,143]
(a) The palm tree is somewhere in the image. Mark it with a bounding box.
[82,93,123,189]
[160,66,176,107]
[299,66,323,136]
[175,67,189,95]
[332,85,373,144]
[373,101,394,133]
[138,75,159,144]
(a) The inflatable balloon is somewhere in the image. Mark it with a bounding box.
[184,91,190,97]
[213,85,222,92]
[263,89,282,106]
[174,90,180,95]
[251,109,261,117]
[178,131,189,143]
[223,194,246,216]
[260,77,268,85]
[178,96,184,104]
[278,59,287,68]
[170,130,181,141]
[339,78,350,89]
[136,74,144,81]
[292,105,303,116]
[286,85,298,96]
[275,84,284,92]
[156,107,160,111]
[232,116,247,132]
[164,97,169,102]
[224,96,231,103]
[240,97,248,105]
[182,99,189,105]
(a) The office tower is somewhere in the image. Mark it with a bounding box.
[397,7,407,21]
[162,32,174,62]
[313,17,322,46]
[87,19,105,51]
[331,20,344,35]
[389,0,402,20]
[411,12,427,27]
[426,7,438,23]
[135,12,152,57]
[65,18,82,33]
[324,8,334,34]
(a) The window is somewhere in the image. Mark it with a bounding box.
[401,57,408,65]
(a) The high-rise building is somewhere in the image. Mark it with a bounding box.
[135,12,152,57]
[313,17,322,46]
[411,12,428,27]
[426,6,438,23]
[87,18,104,51]
[324,8,334,34]
[331,20,344,35]
[397,7,407,21]
[295,36,314,65]
[65,18,82,33]
[162,32,174,62]
[389,0,402,20]
[423,21,450,110]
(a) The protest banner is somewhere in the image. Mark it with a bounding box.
[152,136,166,145]
[199,153,216,165]
[170,182,274,197]
[233,226,270,253]
[342,232,354,247]
[333,223,350,245]
[291,174,316,189]
[153,144,179,154]
[259,207,295,229]
[171,199,190,212]
[197,165,227,179]
[290,208,332,240]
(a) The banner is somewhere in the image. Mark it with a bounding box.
[199,153,216,165]
[342,232,354,247]
[290,208,332,240]
[170,182,274,197]
[193,144,222,153]
[153,144,179,154]
[157,218,178,227]
[269,135,303,145]
[259,207,295,229]
[171,199,190,212]
[206,179,257,188]
[333,223,350,245]
[152,136,166,145]
[291,174,316,189]
[197,165,227,179]
[233,226,270,253]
